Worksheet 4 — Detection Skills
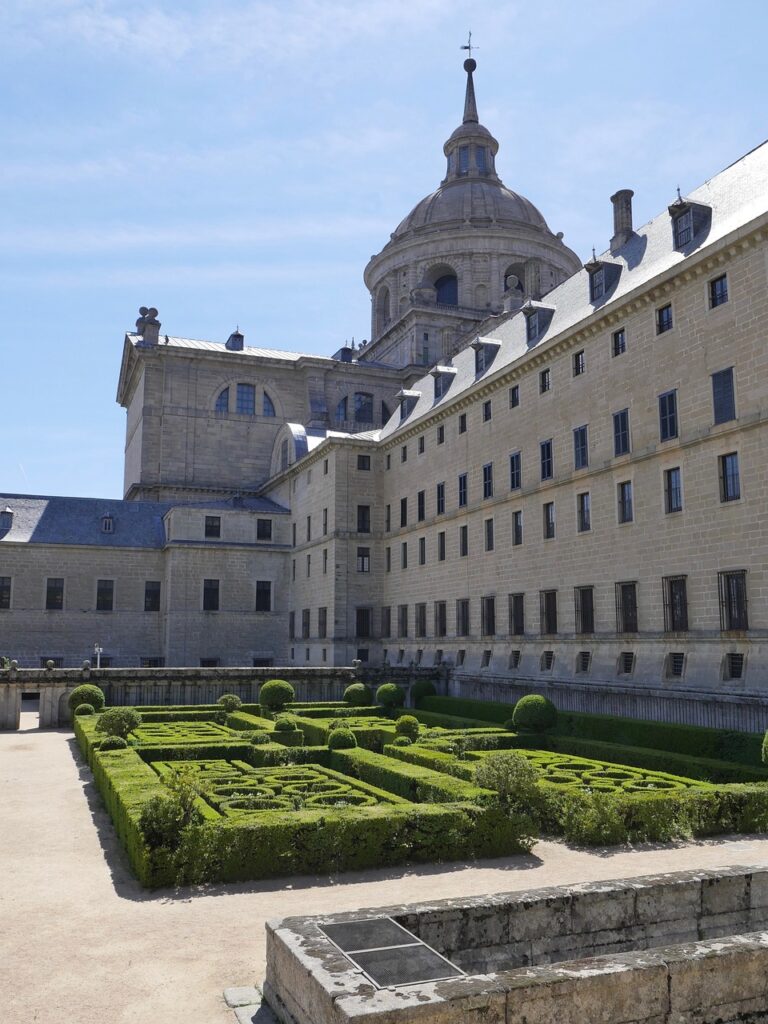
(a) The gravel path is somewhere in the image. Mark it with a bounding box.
[3,714,768,1024]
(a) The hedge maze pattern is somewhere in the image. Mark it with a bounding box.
[132,722,233,745]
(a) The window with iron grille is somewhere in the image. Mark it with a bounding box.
[357,454,371,470]
[302,608,311,638]
[612,327,626,357]
[318,606,327,638]
[543,501,555,539]
[458,412,467,434]
[381,606,391,637]
[401,444,408,461]
[397,604,409,637]
[509,593,525,636]
[481,649,492,667]
[459,524,468,556]
[482,399,492,422]
[204,515,221,539]
[434,372,449,400]
[400,497,408,527]
[573,350,586,376]
[541,650,554,671]
[509,384,520,408]
[589,267,605,302]
[483,462,494,498]
[577,650,591,674]
[356,547,370,573]
[357,505,371,532]
[255,580,272,612]
[656,304,673,334]
[718,570,748,630]
[673,209,693,248]
[509,649,521,669]
[540,439,553,480]
[418,536,426,565]
[613,408,630,456]
[617,481,633,523]
[437,424,445,444]
[540,590,558,634]
[574,586,595,634]
[144,580,161,612]
[415,602,427,638]
[414,649,423,666]
[659,390,678,441]
[719,452,740,502]
[619,651,635,674]
[507,511,521,548]
[96,579,114,612]
[668,652,685,678]
[663,575,688,632]
[573,425,589,470]
[456,649,465,666]
[539,368,551,394]
[257,518,272,540]
[401,542,408,569]
[0,576,9,610]
[436,481,445,514]
[384,504,391,532]
[438,531,446,561]
[725,652,745,680]
[615,582,638,633]
[434,601,447,637]
[709,273,728,308]
[577,491,591,533]
[236,383,256,415]
[356,608,371,638]
[418,436,425,455]
[456,598,470,637]
[481,596,496,637]
[458,472,468,507]
[712,368,735,424]
[484,518,494,552]
[202,579,219,611]
[664,467,683,513]
[526,310,540,342]
[509,451,521,490]
[417,490,425,521]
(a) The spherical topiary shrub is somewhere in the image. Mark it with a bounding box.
[376,683,405,710]
[328,728,357,750]
[392,736,413,747]
[68,683,105,713]
[99,735,128,751]
[74,703,95,716]
[511,694,557,733]
[274,715,297,732]
[395,714,420,742]
[410,679,437,705]
[260,679,295,713]
[217,693,242,714]
[96,707,142,740]
[343,682,372,707]
[247,731,271,746]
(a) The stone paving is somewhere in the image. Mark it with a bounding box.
[3,712,768,1024]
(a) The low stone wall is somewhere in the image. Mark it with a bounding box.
[265,865,768,1024]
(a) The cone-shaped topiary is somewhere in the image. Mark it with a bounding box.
[68,684,105,713]
[259,679,295,712]
[328,728,357,750]
[395,714,420,741]
[343,682,372,706]
[376,683,405,710]
[511,694,557,733]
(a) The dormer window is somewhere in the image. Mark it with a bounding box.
[100,515,114,534]
[0,507,13,531]
[668,196,711,251]
[431,365,457,401]
[471,337,501,375]
[673,208,693,248]
[589,266,605,302]
[397,389,420,421]
[585,255,620,304]
[525,309,539,343]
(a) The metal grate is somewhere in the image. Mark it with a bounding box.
[577,650,591,673]
[619,651,635,675]
[509,649,521,669]
[319,918,464,989]
[541,650,554,671]
[726,652,745,680]
[669,652,685,677]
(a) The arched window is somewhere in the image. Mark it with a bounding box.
[354,392,373,424]
[263,391,276,417]
[215,387,229,414]
[376,287,391,332]
[236,383,256,415]
[381,400,391,423]
[434,274,458,306]
[335,396,348,422]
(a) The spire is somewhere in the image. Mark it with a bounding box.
[462,58,478,124]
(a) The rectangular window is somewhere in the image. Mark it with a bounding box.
[573,350,585,376]
[436,481,445,515]
[719,570,748,630]
[456,598,470,637]
[484,518,494,552]
[509,384,520,408]
[288,611,295,639]
[357,454,371,471]
[292,559,296,581]
[400,497,408,527]
[255,580,272,612]
[710,273,728,308]
[144,580,161,612]
[203,579,220,612]
[656,303,673,334]
[397,604,409,637]
[482,462,494,498]
[512,510,523,546]
[301,608,311,639]
[613,408,630,456]
[659,390,678,441]
[482,399,492,422]
[664,467,683,513]
[509,451,521,490]
[434,601,447,637]
[438,530,446,561]
[418,536,426,565]
[140,657,165,668]
[539,367,551,393]
[458,472,468,507]
[615,581,638,633]
[96,579,114,612]
[401,542,408,569]
[356,608,371,639]
[323,549,328,574]
[204,515,221,538]
[415,602,427,638]
[306,515,312,542]
[437,424,445,444]
[543,501,555,539]
[589,267,605,302]
[617,480,634,523]
[540,439,553,480]
[306,553,311,577]
[459,524,468,556]
[385,504,391,532]
[481,596,496,637]
[663,575,688,632]
[257,518,272,540]
[673,208,693,248]
[236,383,255,415]
[712,368,736,424]
[574,586,595,634]
[356,546,370,572]
[401,445,408,462]
[719,452,741,502]
[573,425,589,470]
[385,546,391,572]
[509,593,525,636]
[577,491,591,532]
[321,508,328,535]
[418,436,425,455]
[417,490,426,521]
[357,505,371,533]
[458,412,467,434]
[45,577,64,611]
[526,311,539,342]
[381,606,391,638]
[292,522,297,546]
[385,454,391,470]
[318,606,327,638]
[612,327,626,357]
[540,590,558,634]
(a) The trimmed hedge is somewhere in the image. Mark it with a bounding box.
[331,748,495,805]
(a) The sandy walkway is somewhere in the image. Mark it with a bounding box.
[3,715,768,1024]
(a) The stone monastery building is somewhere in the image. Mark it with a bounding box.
[1,59,767,695]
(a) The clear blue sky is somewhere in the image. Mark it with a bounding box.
[1,0,765,499]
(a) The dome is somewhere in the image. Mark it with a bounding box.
[393,179,550,239]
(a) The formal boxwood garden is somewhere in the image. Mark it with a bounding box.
[72,685,768,888]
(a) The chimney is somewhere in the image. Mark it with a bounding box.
[226,328,244,351]
[610,190,634,251]
[136,306,161,345]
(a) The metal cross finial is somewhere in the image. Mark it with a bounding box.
[461,31,478,58]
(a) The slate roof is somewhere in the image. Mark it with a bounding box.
[379,139,768,440]
[0,493,288,548]
[127,334,334,363]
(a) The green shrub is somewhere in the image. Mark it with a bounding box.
[260,679,295,712]
[217,694,242,714]
[68,684,105,713]
[96,707,142,739]
[512,695,557,733]
[504,718,516,731]
[762,730,768,765]
[75,703,95,716]
[411,679,437,705]
[393,736,412,747]
[328,728,357,750]
[376,683,405,710]
[343,683,372,706]
[139,767,204,851]
[99,736,128,751]
[274,715,297,732]
[247,732,271,746]
[395,715,420,741]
